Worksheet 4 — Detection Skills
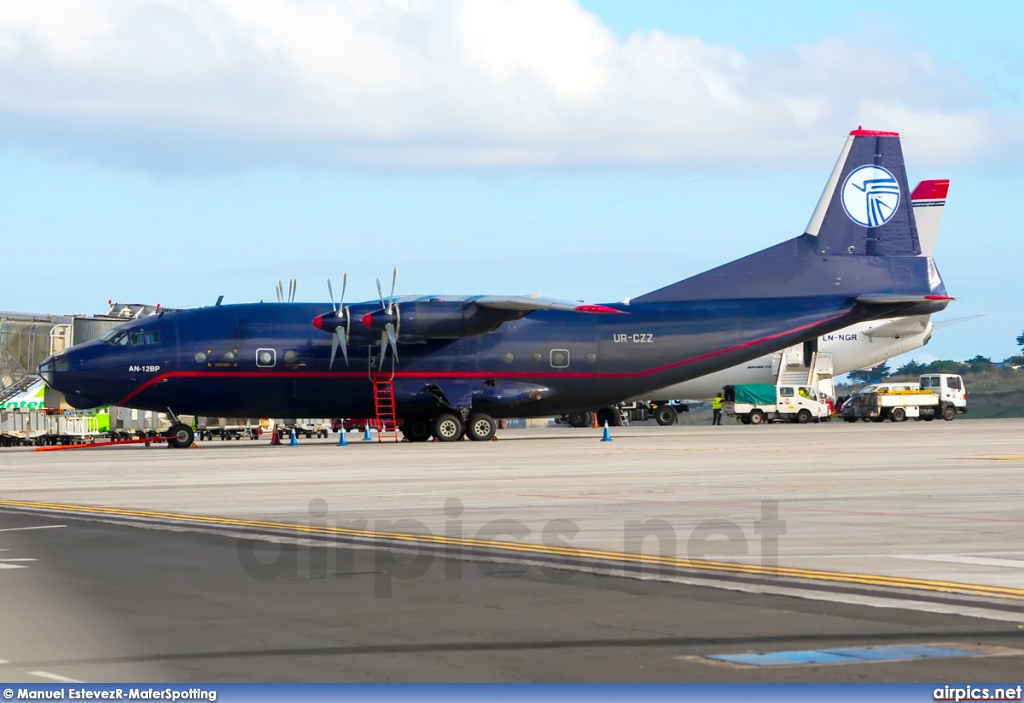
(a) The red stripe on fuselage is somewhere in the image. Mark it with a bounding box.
[115,309,855,406]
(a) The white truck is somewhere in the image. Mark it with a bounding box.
[723,383,831,425]
[840,373,967,422]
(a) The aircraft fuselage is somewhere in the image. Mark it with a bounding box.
[45,296,898,419]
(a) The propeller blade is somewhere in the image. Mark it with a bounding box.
[276,280,283,303]
[340,273,347,309]
[329,328,348,369]
[379,329,388,367]
[386,268,397,314]
[290,278,297,303]
[328,278,336,312]
[385,322,399,362]
[376,278,386,309]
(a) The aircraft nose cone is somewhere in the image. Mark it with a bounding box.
[37,353,67,389]
[38,351,103,409]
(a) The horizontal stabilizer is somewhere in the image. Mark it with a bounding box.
[863,315,930,339]
[932,314,984,330]
[856,294,953,304]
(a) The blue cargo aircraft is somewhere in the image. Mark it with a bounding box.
[40,129,951,446]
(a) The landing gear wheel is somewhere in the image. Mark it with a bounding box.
[466,414,497,441]
[942,405,957,421]
[654,406,677,426]
[166,423,194,449]
[891,407,907,422]
[401,417,433,443]
[567,412,592,428]
[748,410,765,425]
[432,414,463,442]
[596,407,620,427]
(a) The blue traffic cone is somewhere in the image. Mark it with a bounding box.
[289,428,299,446]
[601,421,612,442]
[338,429,348,446]
[363,425,373,442]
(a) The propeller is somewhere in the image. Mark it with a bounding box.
[276,279,297,303]
[327,273,350,369]
[374,268,399,366]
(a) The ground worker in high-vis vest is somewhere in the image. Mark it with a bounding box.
[711,393,723,425]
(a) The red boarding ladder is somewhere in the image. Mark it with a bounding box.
[373,380,399,442]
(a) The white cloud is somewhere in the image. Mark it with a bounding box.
[0,0,1018,170]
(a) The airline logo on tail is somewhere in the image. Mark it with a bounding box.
[841,165,901,227]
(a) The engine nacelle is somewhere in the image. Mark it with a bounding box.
[316,301,526,343]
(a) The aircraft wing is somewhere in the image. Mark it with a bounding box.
[472,295,622,314]
[395,294,622,314]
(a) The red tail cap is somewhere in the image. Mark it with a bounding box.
[849,127,899,137]
[911,179,950,201]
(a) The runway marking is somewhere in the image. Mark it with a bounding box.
[1,499,1023,602]
[29,671,82,683]
[892,555,1024,569]
[518,493,1024,524]
[0,524,66,533]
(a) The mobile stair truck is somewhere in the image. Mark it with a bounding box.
[723,382,831,425]
[841,373,967,422]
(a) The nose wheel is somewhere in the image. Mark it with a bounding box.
[165,423,195,449]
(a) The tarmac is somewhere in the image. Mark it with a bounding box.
[1,510,1022,683]
[2,419,1024,681]
[1,419,1022,615]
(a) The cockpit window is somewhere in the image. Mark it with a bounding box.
[129,330,161,346]
[102,329,160,346]
[101,328,127,345]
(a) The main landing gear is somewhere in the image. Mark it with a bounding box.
[400,412,497,443]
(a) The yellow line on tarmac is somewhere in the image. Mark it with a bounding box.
[2,499,1022,601]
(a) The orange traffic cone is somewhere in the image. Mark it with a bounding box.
[269,428,282,446]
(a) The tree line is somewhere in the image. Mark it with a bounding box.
[845,330,1024,384]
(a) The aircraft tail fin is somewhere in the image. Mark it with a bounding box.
[633,128,948,306]
[910,179,949,257]
[802,128,919,257]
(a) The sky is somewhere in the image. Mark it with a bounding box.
[1,0,1022,365]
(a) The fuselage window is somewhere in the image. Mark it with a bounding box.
[550,349,569,368]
